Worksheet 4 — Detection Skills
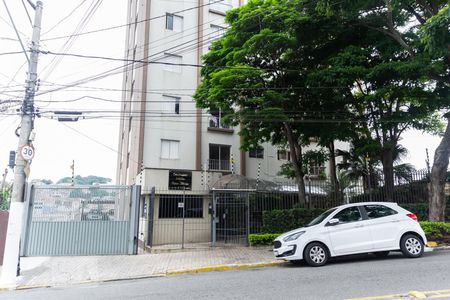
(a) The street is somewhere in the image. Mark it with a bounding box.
[1,251,449,300]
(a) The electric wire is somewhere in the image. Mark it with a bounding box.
[40,0,227,42]
[41,0,89,36]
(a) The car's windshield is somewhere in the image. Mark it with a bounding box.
[306,208,337,227]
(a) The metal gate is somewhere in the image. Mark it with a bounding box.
[22,185,140,256]
[212,191,249,246]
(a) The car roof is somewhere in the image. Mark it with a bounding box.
[335,202,398,209]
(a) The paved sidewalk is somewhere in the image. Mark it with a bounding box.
[4,246,280,289]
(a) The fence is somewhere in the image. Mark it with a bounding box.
[23,185,139,256]
[140,170,430,248]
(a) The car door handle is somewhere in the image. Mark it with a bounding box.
[354,224,364,228]
[391,220,400,223]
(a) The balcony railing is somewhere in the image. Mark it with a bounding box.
[208,159,231,171]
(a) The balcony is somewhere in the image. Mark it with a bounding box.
[208,159,231,171]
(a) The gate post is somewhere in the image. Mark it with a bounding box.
[246,192,250,246]
[211,190,217,247]
[146,187,155,248]
[128,185,141,255]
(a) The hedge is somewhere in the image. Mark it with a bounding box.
[249,234,280,246]
[261,208,326,234]
[419,221,450,240]
[249,222,450,246]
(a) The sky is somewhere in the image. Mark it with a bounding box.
[0,0,126,183]
[0,0,444,184]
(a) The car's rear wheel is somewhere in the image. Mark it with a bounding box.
[304,242,329,267]
[400,234,424,258]
[373,251,390,258]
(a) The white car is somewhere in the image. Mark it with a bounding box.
[273,202,427,267]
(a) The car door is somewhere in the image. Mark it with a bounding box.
[327,206,373,255]
[362,204,400,250]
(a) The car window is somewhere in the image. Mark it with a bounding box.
[333,207,362,224]
[364,205,397,219]
[306,208,337,227]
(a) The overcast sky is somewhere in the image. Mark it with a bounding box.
[0,0,443,184]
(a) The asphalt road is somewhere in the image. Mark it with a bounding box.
[2,251,450,300]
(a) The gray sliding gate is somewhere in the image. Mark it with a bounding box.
[22,185,140,256]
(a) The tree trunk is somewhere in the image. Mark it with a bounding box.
[328,141,340,196]
[381,146,395,201]
[429,117,450,221]
[284,123,307,206]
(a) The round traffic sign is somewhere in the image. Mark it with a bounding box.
[19,144,35,161]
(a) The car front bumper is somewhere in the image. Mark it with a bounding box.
[273,242,303,260]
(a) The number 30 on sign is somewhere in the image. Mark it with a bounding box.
[20,145,35,161]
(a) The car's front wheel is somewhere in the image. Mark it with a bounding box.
[304,242,329,267]
[400,234,424,258]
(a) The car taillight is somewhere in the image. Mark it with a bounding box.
[407,213,418,222]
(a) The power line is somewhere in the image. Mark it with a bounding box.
[40,0,226,41]
[41,0,89,36]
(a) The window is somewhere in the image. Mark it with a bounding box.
[364,205,397,219]
[162,95,180,114]
[162,54,182,72]
[333,207,362,224]
[159,195,203,218]
[277,150,290,161]
[209,144,231,170]
[165,13,183,31]
[161,139,179,159]
[208,107,229,129]
[308,161,325,176]
[210,24,226,40]
[249,147,264,159]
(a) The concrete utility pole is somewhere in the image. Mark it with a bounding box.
[0,1,43,286]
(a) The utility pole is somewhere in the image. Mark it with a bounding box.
[0,1,43,286]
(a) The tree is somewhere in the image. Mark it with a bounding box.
[57,175,111,185]
[195,0,358,205]
[320,0,450,219]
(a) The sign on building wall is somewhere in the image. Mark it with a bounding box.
[168,170,192,190]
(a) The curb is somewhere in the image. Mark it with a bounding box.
[1,261,286,291]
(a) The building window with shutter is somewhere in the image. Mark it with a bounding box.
[161,139,179,159]
[166,13,183,31]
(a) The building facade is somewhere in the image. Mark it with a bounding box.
[116,0,349,246]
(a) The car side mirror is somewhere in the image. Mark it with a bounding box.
[326,218,339,226]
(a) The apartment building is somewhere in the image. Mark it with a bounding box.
[116,0,349,246]
[116,0,347,191]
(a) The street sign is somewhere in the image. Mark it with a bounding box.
[19,145,35,161]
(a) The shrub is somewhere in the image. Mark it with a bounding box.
[419,221,450,240]
[261,208,325,233]
[249,233,280,246]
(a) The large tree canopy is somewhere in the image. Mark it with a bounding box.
[195,0,449,209]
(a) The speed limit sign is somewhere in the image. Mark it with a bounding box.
[19,144,35,161]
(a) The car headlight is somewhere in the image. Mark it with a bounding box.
[283,231,305,242]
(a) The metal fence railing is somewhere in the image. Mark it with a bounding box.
[142,170,431,248]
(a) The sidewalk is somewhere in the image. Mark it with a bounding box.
[2,246,281,289]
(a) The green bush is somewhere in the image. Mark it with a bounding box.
[249,233,280,246]
[420,221,450,240]
[261,208,325,234]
